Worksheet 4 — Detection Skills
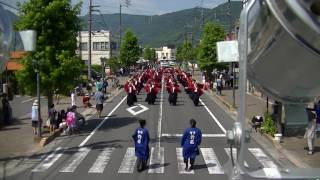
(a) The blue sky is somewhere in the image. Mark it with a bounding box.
[2,0,238,15]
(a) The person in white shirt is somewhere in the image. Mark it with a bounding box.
[71,91,76,107]
[31,100,39,135]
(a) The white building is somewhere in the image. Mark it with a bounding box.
[155,45,176,61]
[77,30,117,65]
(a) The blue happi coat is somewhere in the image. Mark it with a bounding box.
[181,127,202,159]
[133,127,150,160]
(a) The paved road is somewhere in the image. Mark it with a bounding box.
[5,82,283,180]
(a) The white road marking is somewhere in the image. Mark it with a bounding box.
[161,133,226,137]
[199,98,227,134]
[249,148,281,178]
[148,147,164,173]
[176,148,194,174]
[224,148,248,174]
[88,147,115,173]
[157,78,164,148]
[32,147,64,172]
[201,148,224,174]
[59,147,91,173]
[126,104,149,116]
[118,147,137,173]
[21,97,36,104]
[79,95,127,147]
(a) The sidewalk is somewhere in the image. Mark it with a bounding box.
[0,76,128,160]
[210,88,320,168]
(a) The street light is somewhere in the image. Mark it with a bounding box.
[19,30,41,137]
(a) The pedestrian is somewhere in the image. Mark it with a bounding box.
[181,119,202,171]
[48,104,57,134]
[305,105,317,155]
[1,93,11,125]
[66,107,76,135]
[71,90,76,107]
[216,77,223,95]
[132,119,150,172]
[94,88,105,118]
[31,100,39,135]
[56,109,66,130]
[314,100,320,131]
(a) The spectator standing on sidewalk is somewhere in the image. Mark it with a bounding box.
[305,105,317,155]
[31,100,39,135]
[48,104,57,134]
[71,90,76,107]
[95,88,105,118]
[216,77,223,95]
[314,100,320,131]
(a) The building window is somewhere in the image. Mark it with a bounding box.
[93,42,109,51]
[171,53,175,57]
[80,42,88,51]
[166,53,168,57]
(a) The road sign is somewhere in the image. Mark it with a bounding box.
[216,40,239,63]
[126,104,149,116]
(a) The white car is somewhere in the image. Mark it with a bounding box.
[160,60,169,67]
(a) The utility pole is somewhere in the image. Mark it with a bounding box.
[88,0,92,80]
[227,0,236,108]
[119,4,122,50]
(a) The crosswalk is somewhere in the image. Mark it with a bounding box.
[32,146,279,175]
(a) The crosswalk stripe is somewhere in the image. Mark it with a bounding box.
[224,148,249,167]
[249,148,281,178]
[201,148,224,174]
[176,148,194,174]
[88,147,115,173]
[118,147,137,173]
[59,147,90,173]
[148,147,164,173]
[32,147,64,172]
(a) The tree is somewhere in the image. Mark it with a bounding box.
[107,56,121,73]
[15,0,83,108]
[119,30,140,67]
[197,22,226,73]
[143,46,156,63]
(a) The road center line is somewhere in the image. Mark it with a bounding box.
[157,78,164,148]
[199,98,227,134]
[78,95,127,147]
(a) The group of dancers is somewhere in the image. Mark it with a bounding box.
[124,67,207,107]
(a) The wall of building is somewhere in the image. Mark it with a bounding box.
[76,30,117,65]
[155,46,176,61]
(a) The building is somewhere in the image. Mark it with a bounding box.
[77,30,118,65]
[155,45,176,61]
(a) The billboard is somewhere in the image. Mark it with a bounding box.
[216,40,239,63]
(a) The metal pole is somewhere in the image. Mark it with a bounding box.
[37,71,41,137]
[119,4,122,49]
[266,96,269,114]
[88,0,92,80]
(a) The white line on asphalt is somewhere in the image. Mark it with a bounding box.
[161,133,226,137]
[148,147,164,173]
[176,148,194,174]
[78,95,127,147]
[201,148,224,174]
[21,97,36,104]
[59,147,91,173]
[32,147,64,172]
[88,147,115,173]
[118,147,137,173]
[199,98,227,134]
[249,148,281,178]
[157,78,164,148]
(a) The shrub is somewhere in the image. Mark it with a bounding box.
[261,113,277,136]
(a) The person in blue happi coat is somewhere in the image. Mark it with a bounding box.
[181,119,202,171]
[132,119,150,172]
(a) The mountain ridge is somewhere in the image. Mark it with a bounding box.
[81,1,243,47]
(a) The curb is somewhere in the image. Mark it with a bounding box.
[207,89,236,111]
[38,87,123,147]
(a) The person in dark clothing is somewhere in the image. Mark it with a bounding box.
[132,119,150,172]
[56,109,66,129]
[1,94,11,125]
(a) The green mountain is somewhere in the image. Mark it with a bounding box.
[81,1,242,47]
